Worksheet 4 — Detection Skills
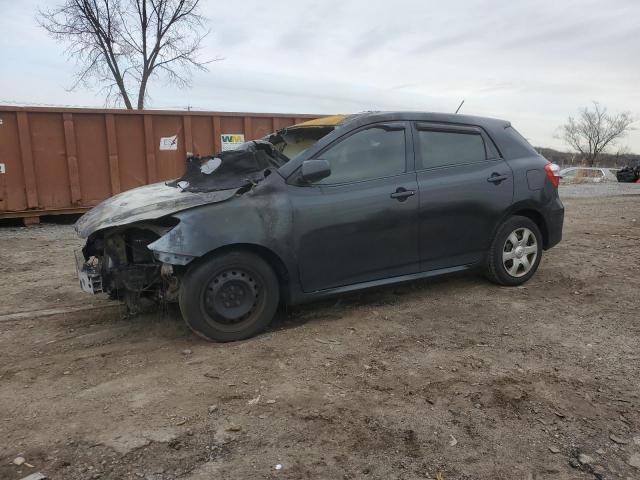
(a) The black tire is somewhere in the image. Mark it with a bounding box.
[485,215,543,286]
[179,250,279,342]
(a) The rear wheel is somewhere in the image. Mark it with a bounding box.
[179,250,279,342]
[485,216,543,286]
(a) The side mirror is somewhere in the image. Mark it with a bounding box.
[300,159,331,184]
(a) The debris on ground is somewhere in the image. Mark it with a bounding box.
[609,433,629,444]
[578,453,594,465]
[628,454,640,469]
[12,456,34,468]
[18,473,48,480]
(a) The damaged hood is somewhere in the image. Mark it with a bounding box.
[76,140,289,238]
[75,182,237,238]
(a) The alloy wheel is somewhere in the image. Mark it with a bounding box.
[502,227,538,278]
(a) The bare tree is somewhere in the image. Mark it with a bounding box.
[561,102,634,166]
[38,0,215,109]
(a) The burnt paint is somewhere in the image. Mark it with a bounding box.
[75,182,237,238]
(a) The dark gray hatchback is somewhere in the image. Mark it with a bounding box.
[76,111,564,341]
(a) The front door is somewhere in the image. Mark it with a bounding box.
[413,123,514,271]
[290,122,420,292]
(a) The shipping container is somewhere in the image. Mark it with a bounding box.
[0,106,318,222]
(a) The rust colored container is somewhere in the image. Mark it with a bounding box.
[0,106,318,221]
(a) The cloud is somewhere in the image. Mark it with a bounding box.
[0,0,639,151]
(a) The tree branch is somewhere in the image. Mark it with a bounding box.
[38,0,213,109]
[561,102,634,166]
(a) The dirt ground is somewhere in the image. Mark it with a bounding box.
[1,193,639,480]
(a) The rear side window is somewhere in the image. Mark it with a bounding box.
[416,130,486,169]
[317,126,406,184]
[500,125,539,159]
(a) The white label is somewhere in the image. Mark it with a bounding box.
[221,134,245,151]
[159,135,178,151]
[0,163,5,174]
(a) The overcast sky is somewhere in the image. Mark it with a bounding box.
[1,0,639,151]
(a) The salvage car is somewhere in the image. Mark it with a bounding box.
[75,112,564,341]
[559,166,619,183]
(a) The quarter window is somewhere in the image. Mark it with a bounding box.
[316,126,406,184]
[416,130,487,169]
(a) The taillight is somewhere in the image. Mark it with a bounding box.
[545,163,560,187]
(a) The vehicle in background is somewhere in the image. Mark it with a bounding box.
[615,159,640,183]
[74,112,564,342]
[559,167,619,183]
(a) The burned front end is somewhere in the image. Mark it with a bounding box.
[74,140,291,313]
[76,220,181,312]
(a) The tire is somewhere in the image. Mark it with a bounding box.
[179,250,280,342]
[484,215,543,286]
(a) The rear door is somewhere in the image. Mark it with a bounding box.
[290,122,420,292]
[413,122,513,271]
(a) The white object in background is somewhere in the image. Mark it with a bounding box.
[159,135,178,151]
[0,163,5,174]
[221,134,245,151]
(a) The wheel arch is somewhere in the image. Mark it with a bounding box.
[188,243,292,304]
[492,204,549,249]
[510,208,549,248]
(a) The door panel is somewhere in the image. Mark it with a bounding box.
[413,124,513,271]
[289,122,419,292]
[291,173,420,292]
[417,161,513,270]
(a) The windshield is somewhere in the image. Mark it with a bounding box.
[269,126,335,160]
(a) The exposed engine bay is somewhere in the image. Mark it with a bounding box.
[77,220,181,313]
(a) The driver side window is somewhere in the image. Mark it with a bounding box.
[316,126,406,184]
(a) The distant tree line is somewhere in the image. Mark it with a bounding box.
[535,147,639,169]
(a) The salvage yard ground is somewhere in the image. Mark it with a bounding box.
[1,188,639,480]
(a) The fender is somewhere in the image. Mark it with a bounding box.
[147,173,301,290]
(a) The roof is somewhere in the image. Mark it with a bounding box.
[290,115,350,128]
[293,111,511,131]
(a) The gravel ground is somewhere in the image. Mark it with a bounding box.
[0,193,639,480]
[559,182,640,198]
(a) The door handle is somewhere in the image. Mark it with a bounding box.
[390,187,416,201]
[487,173,508,184]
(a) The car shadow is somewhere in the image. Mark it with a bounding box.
[269,270,486,335]
[102,270,487,343]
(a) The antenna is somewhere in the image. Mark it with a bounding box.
[455,100,465,114]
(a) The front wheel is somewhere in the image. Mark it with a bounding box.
[179,250,280,342]
[485,216,543,286]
